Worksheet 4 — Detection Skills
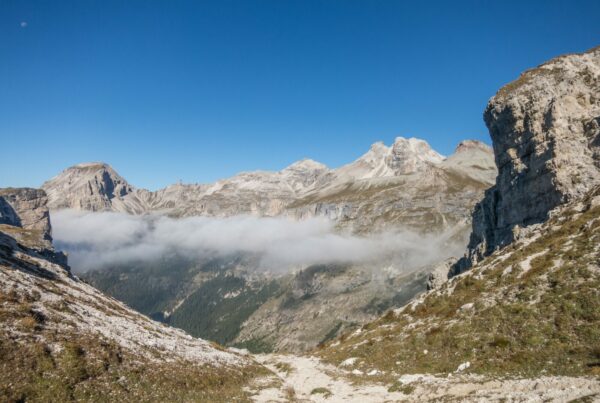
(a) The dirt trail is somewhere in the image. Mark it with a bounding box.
[247,354,600,402]
[249,354,405,402]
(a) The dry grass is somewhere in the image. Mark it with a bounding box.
[0,331,268,402]
[318,198,600,381]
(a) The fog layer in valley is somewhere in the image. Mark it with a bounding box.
[52,209,463,273]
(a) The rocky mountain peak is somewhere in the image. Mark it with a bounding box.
[73,161,111,169]
[42,161,134,211]
[386,137,445,174]
[453,45,600,275]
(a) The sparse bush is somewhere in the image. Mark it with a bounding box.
[311,387,332,397]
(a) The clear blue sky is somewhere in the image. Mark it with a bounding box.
[1,0,599,190]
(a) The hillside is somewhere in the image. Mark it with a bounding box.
[83,256,432,354]
[0,189,268,401]
[319,188,600,380]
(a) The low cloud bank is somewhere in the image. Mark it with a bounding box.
[52,210,464,272]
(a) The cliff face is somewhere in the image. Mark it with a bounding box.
[453,46,600,274]
[0,188,54,250]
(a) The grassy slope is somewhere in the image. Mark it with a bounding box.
[0,283,269,403]
[0,237,271,402]
[318,190,600,381]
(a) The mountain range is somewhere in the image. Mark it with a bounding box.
[41,137,495,234]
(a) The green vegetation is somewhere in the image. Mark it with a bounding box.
[274,362,294,375]
[232,337,274,354]
[319,197,600,381]
[168,274,281,347]
[83,255,200,319]
[388,382,415,394]
[319,321,343,346]
[0,224,47,248]
[83,254,281,349]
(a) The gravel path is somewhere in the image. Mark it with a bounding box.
[248,354,600,402]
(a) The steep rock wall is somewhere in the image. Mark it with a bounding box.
[453,46,600,275]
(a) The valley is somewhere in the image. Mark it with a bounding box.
[47,137,494,353]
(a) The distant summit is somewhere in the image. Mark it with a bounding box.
[453,140,492,154]
[283,158,328,171]
[42,162,133,211]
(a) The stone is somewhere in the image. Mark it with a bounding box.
[426,258,455,290]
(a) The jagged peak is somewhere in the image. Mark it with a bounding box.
[357,141,389,162]
[390,136,445,163]
[392,136,426,145]
[453,140,493,154]
[369,141,388,151]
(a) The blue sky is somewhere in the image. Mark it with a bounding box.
[1,1,599,190]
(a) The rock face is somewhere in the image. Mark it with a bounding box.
[0,188,67,265]
[42,162,134,211]
[453,46,600,274]
[0,188,53,245]
[425,258,455,290]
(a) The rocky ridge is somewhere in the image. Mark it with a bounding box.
[0,188,52,244]
[42,137,496,235]
[0,188,67,265]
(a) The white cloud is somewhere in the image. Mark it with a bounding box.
[51,209,464,272]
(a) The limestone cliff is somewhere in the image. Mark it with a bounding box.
[453,46,600,275]
[0,188,54,249]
